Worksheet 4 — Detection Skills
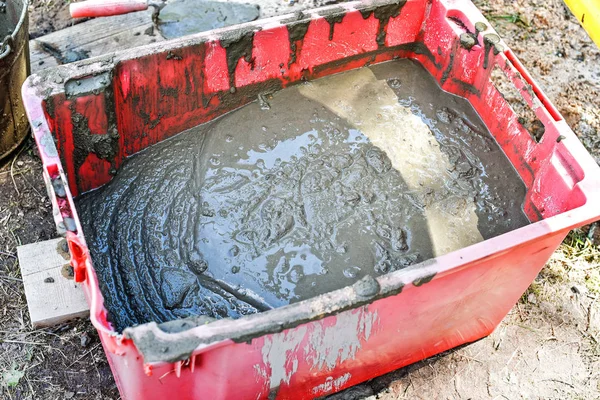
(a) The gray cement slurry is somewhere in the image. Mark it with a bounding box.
[77,60,529,332]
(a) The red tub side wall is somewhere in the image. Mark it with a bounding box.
[103,230,565,400]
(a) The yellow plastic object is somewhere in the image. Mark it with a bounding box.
[564,0,600,47]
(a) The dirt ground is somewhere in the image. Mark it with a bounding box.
[1,0,599,399]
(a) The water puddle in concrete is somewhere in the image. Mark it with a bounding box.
[76,59,530,332]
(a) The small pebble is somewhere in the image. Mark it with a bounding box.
[80,332,91,347]
[571,285,586,295]
[354,275,380,298]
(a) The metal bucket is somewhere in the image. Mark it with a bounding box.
[0,0,29,162]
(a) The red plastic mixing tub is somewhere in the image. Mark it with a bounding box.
[21,0,600,398]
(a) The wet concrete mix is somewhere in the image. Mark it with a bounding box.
[76,59,530,332]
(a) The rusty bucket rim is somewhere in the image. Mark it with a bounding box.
[0,0,29,60]
[0,0,30,163]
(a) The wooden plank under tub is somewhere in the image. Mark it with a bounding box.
[17,238,89,328]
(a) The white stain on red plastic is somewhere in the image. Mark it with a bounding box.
[255,306,379,390]
[260,326,308,389]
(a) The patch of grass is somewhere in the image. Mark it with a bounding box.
[2,365,24,388]
[540,261,568,284]
[522,228,600,305]
[563,229,600,262]
[485,13,530,28]
[520,280,545,304]
[551,229,600,294]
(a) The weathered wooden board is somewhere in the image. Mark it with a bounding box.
[17,238,89,328]
[30,9,164,74]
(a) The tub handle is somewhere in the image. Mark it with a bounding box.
[0,35,13,60]
[503,49,562,123]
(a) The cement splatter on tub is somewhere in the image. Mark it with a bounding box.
[76,59,529,332]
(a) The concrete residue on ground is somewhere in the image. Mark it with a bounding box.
[76,59,529,332]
